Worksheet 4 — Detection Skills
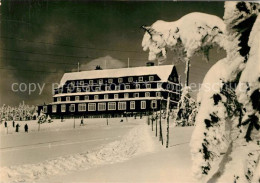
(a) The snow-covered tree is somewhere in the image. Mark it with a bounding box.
[175,86,197,126]
[37,110,46,124]
[142,2,260,182]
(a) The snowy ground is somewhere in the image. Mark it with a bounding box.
[0,117,195,182]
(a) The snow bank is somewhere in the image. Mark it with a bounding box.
[0,124,155,182]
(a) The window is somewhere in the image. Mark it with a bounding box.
[59,88,62,94]
[88,103,96,111]
[99,79,103,84]
[138,77,143,82]
[86,87,90,92]
[134,93,139,98]
[105,86,110,91]
[156,92,161,97]
[75,96,80,101]
[116,85,120,90]
[151,100,157,109]
[118,78,123,83]
[52,105,57,113]
[146,84,151,89]
[89,80,93,85]
[125,85,130,90]
[61,104,66,112]
[136,84,140,89]
[157,83,162,88]
[114,94,119,99]
[174,77,177,82]
[128,77,133,82]
[130,101,135,110]
[118,102,126,110]
[43,106,47,113]
[145,92,150,97]
[57,97,61,102]
[66,96,70,101]
[108,102,116,110]
[95,87,100,91]
[141,101,146,109]
[80,80,84,85]
[104,94,108,100]
[149,76,154,81]
[85,95,89,100]
[124,93,129,98]
[94,95,99,100]
[69,104,75,112]
[78,103,86,111]
[108,79,113,83]
[77,88,81,92]
[71,81,75,86]
[98,103,106,111]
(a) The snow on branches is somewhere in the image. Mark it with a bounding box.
[141,12,226,63]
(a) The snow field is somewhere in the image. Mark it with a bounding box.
[0,117,156,182]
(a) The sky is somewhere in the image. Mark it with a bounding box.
[0,1,225,106]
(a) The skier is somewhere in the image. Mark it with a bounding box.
[24,124,28,133]
[4,121,7,128]
[13,120,15,128]
[15,123,20,132]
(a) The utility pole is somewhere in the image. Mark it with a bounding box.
[185,59,190,86]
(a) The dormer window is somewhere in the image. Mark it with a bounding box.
[149,76,154,81]
[128,77,133,82]
[108,79,113,83]
[99,79,103,84]
[80,80,84,85]
[118,78,123,83]
[138,77,143,82]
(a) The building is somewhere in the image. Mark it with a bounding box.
[38,64,181,118]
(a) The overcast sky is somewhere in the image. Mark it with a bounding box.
[0,1,225,106]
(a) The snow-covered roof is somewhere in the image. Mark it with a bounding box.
[59,65,175,86]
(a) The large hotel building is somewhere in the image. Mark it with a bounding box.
[38,64,181,118]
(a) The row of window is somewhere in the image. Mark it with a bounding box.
[68,76,155,86]
[59,83,157,94]
[56,92,161,102]
[47,100,156,113]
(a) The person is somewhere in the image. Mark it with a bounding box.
[80,118,84,126]
[4,121,7,128]
[24,124,28,133]
[15,123,20,132]
[13,120,15,128]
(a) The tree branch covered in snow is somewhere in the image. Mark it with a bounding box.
[142,2,260,182]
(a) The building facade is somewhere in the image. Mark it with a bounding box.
[38,65,181,118]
